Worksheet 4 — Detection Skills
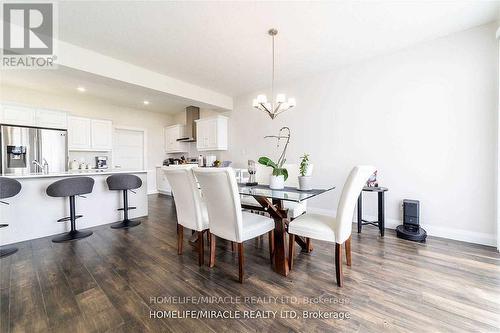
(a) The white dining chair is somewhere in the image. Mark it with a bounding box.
[288,165,376,287]
[163,166,209,266]
[193,167,275,283]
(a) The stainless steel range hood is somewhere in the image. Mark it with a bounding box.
[177,106,200,142]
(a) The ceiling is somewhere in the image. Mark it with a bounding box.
[0,66,190,114]
[58,1,500,96]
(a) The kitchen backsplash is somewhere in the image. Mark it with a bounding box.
[68,151,111,169]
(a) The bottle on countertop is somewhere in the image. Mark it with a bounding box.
[198,154,204,167]
[42,158,49,174]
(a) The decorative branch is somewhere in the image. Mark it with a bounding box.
[264,127,290,168]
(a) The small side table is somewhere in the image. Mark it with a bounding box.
[357,186,388,237]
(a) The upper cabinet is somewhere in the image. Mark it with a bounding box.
[90,119,113,150]
[196,115,228,151]
[68,116,112,151]
[68,116,91,150]
[165,124,188,153]
[36,109,68,129]
[1,104,36,127]
[0,104,68,129]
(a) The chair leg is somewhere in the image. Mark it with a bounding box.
[335,243,343,287]
[306,237,313,252]
[268,230,274,264]
[177,224,183,255]
[238,243,244,283]
[345,236,352,266]
[289,234,295,270]
[209,233,216,267]
[198,231,204,266]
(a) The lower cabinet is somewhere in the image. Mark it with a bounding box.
[156,167,172,195]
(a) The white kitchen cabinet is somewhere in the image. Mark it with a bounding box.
[68,116,91,150]
[165,124,188,153]
[35,109,68,129]
[1,104,36,126]
[68,116,112,151]
[156,167,172,195]
[1,104,67,129]
[91,119,113,150]
[196,115,228,151]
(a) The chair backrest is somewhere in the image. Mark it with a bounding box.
[46,177,94,197]
[193,167,243,242]
[0,177,21,199]
[255,163,272,185]
[106,174,142,191]
[335,166,376,243]
[163,167,205,231]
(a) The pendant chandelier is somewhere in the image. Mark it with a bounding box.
[252,28,296,120]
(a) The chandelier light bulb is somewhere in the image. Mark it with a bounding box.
[257,94,267,104]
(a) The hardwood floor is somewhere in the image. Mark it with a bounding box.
[1,194,499,332]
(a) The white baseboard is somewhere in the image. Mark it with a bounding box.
[307,207,496,247]
[148,190,159,195]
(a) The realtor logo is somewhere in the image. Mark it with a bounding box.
[2,2,57,68]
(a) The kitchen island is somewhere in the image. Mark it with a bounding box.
[0,169,148,245]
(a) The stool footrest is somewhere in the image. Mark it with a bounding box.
[57,215,83,222]
[117,207,136,211]
[0,224,8,228]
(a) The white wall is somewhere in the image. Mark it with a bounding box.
[223,23,498,246]
[0,85,177,193]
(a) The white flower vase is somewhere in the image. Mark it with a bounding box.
[298,176,312,191]
[269,175,285,190]
[298,163,314,190]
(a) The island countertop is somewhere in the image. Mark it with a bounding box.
[1,169,147,179]
[0,170,148,245]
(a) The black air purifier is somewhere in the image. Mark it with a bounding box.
[396,199,427,242]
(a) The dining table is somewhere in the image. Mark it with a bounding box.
[239,183,335,277]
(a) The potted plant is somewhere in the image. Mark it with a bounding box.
[259,127,291,190]
[298,154,313,191]
[258,156,288,189]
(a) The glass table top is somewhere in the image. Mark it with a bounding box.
[238,184,335,203]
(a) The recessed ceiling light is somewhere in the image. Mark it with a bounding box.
[77,86,86,92]
[143,100,150,105]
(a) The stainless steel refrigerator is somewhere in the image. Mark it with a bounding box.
[0,125,68,175]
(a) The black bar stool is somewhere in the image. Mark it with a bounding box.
[47,177,94,243]
[107,174,142,229]
[0,177,21,258]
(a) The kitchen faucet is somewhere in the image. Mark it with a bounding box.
[32,159,49,174]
